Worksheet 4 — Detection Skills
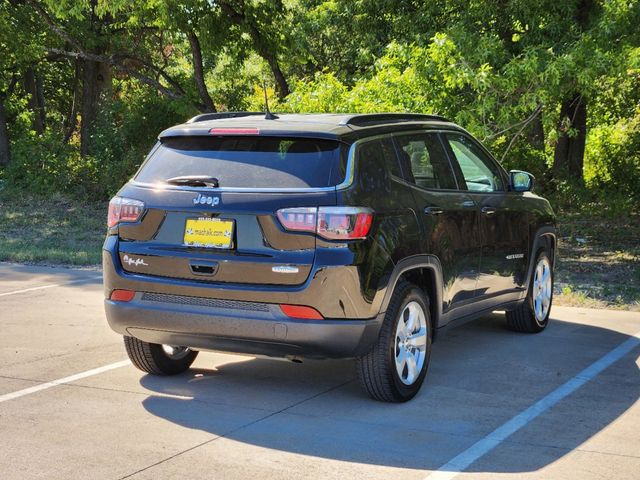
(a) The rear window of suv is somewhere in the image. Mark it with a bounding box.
[135,136,347,189]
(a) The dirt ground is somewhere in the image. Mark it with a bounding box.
[554,211,640,310]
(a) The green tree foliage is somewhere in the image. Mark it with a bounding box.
[0,0,638,203]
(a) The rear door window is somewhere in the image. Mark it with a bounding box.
[356,137,402,178]
[135,136,347,188]
[394,133,458,190]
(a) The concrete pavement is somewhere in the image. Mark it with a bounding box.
[0,263,638,479]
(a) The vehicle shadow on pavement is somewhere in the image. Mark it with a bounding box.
[138,313,640,473]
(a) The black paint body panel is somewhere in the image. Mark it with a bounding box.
[103,115,557,359]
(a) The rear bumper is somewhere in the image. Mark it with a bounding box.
[103,235,386,320]
[103,235,386,358]
[105,293,383,359]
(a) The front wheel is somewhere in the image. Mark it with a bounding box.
[356,281,432,402]
[123,336,198,375]
[506,250,553,333]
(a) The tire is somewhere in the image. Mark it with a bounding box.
[506,249,553,333]
[123,336,198,375]
[356,281,432,402]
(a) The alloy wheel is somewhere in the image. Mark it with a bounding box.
[394,301,428,385]
[533,256,552,323]
[161,345,192,360]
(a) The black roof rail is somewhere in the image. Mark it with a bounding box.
[186,111,265,123]
[339,113,450,127]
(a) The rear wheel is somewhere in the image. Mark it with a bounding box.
[356,281,432,402]
[123,336,198,375]
[506,250,553,333]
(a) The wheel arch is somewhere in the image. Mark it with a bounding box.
[379,255,444,337]
[525,226,558,291]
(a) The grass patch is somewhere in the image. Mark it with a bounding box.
[0,192,106,265]
[554,206,640,311]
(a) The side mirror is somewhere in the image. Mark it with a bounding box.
[510,170,534,192]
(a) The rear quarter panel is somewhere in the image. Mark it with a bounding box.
[331,147,423,316]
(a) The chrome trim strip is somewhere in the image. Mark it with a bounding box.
[336,141,357,191]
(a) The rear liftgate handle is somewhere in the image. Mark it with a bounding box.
[189,261,219,276]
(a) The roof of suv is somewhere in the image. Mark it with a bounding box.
[158,112,459,142]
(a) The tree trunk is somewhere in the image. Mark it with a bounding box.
[550,0,592,182]
[187,30,216,112]
[78,0,112,156]
[262,52,290,99]
[24,67,45,135]
[0,99,10,167]
[552,94,587,181]
[496,0,517,55]
[36,71,46,127]
[526,114,545,151]
[80,57,111,156]
[219,1,290,99]
[64,59,81,143]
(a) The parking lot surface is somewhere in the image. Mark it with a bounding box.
[1,262,639,479]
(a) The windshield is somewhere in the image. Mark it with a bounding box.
[135,136,347,189]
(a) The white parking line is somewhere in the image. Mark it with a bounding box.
[424,330,640,480]
[0,276,102,298]
[0,360,130,403]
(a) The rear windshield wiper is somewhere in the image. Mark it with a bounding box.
[166,176,220,188]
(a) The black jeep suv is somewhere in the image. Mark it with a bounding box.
[103,112,556,402]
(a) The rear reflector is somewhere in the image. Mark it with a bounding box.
[110,289,136,302]
[209,127,260,135]
[279,304,324,320]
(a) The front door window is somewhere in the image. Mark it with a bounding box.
[446,134,504,192]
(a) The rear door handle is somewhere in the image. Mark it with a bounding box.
[462,200,476,208]
[481,206,497,215]
[424,207,444,215]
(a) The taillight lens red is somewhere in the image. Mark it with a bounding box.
[317,207,373,240]
[108,197,145,228]
[276,207,373,240]
[280,304,324,320]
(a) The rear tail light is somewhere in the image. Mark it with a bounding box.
[108,197,145,228]
[110,289,136,302]
[276,207,374,240]
[276,207,317,233]
[280,304,324,320]
[317,207,374,240]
